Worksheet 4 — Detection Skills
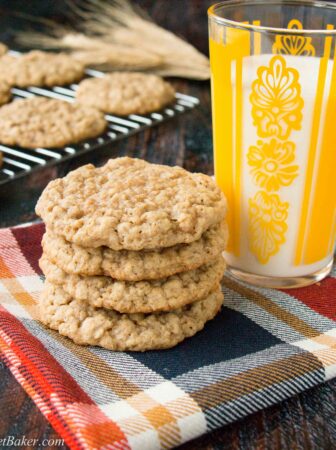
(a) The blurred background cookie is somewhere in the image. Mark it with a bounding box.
[75,72,176,115]
[0,97,107,148]
[0,50,85,87]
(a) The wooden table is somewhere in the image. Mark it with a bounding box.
[0,1,335,448]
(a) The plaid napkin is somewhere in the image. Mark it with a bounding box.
[0,222,335,450]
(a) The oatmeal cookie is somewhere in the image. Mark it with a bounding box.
[0,51,84,87]
[39,281,224,351]
[40,255,225,313]
[36,157,227,249]
[0,97,106,148]
[42,222,228,280]
[75,72,175,115]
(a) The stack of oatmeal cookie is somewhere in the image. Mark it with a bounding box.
[36,157,228,351]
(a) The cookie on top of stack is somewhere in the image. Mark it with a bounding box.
[36,157,228,351]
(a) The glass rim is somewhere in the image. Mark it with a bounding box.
[208,0,336,35]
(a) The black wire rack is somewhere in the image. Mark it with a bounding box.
[0,51,200,188]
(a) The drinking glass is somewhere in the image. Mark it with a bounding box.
[209,0,336,288]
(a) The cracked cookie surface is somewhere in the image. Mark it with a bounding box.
[36,157,227,249]
[39,281,224,351]
[40,255,225,313]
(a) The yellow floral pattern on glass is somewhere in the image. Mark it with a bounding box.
[248,51,303,263]
[272,20,315,56]
[248,191,289,264]
[247,139,299,192]
[250,55,304,140]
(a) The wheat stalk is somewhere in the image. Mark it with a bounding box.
[15,0,210,80]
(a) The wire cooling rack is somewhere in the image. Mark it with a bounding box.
[0,52,200,187]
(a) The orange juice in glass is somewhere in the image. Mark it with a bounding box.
[209,0,336,288]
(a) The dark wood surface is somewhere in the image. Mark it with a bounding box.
[0,1,336,449]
